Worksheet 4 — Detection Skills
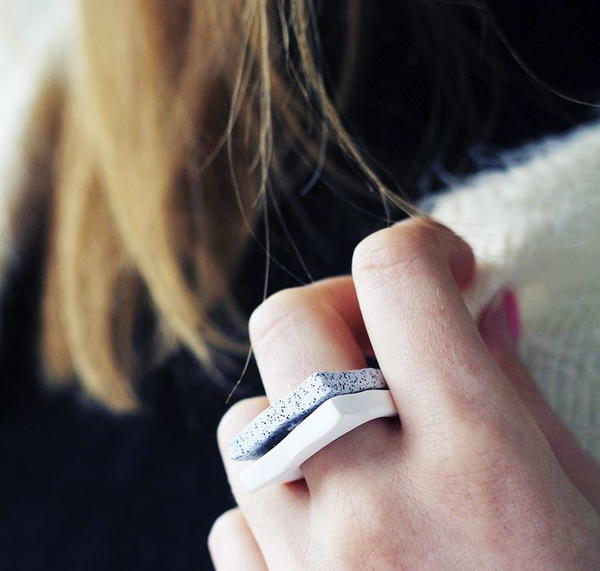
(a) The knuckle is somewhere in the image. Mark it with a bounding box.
[208,508,240,552]
[248,286,310,346]
[352,218,446,281]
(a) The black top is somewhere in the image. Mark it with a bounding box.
[1,2,599,569]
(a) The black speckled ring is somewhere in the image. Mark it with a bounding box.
[229,368,387,461]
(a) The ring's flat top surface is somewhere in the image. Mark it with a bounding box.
[229,368,387,461]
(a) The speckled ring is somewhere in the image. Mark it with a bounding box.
[229,368,388,461]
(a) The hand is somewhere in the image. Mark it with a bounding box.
[210,218,600,570]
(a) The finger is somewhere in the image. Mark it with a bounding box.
[217,397,308,557]
[208,508,267,571]
[218,396,309,505]
[249,276,393,485]
[478,290,600,511]
[351,217,533,441]
[249,276,369,401]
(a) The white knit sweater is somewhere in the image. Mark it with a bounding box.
[428,124,600,461]
[2,0,599,461]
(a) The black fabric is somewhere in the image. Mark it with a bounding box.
[1,2,599,569]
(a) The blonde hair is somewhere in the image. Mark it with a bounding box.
[31,0,416,410]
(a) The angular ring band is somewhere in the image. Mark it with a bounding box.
[229,368,398,492]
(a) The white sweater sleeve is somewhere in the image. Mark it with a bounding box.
[427,122,600,460]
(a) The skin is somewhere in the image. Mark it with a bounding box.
[209,218,600,570]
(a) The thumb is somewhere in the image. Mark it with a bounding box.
[478,289,600,512]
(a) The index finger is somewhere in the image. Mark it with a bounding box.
[351,218,527,438]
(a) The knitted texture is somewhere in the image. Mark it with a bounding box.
[428,122,600,461]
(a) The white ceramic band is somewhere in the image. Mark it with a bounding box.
[239,389,398,492]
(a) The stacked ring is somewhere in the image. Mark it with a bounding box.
[229,368,398,492]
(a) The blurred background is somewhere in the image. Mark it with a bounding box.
[1,1,599,570]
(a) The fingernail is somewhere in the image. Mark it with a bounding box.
[502,289,521,343]
[478,288,521,349]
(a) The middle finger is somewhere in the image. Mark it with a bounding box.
[248,275,393,485]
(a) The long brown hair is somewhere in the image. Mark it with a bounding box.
[28,0,416,410]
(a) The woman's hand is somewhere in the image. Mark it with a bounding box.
[210,218,600,570]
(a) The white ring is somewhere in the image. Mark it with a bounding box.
[230,368,387,462]
[237,389,397,492]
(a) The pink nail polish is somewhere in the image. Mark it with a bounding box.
[501,290,521,343]
[478,288,521,350]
